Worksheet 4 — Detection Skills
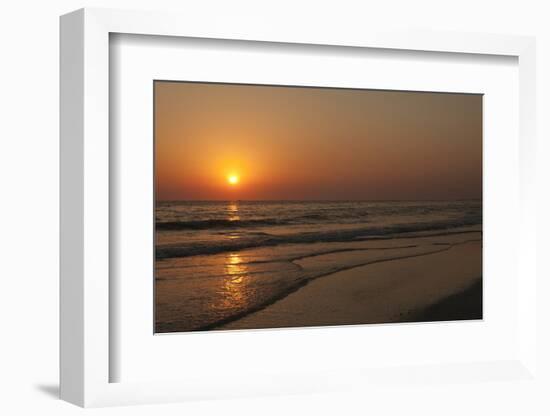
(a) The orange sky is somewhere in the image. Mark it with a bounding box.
[155,81,482,201]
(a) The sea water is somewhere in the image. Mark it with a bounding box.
[155,200,482,332]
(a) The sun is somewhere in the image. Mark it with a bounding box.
[227,175,239,186]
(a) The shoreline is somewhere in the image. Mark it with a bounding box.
[195,243,457,331]
[220,238,482,330]
[155,228,482,333]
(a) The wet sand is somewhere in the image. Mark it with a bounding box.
[221,239,482,330]
[410,277,482,322]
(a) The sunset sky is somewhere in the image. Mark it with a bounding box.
[155,81,482,201]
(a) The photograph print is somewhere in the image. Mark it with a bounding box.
[154,81,482,333]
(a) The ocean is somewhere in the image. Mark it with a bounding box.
[155,200,482,332]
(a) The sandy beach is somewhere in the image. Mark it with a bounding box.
[220,233,482,330]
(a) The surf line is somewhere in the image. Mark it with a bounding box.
[195,239,480,331]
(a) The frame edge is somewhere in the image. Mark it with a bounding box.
[59,8,85,407]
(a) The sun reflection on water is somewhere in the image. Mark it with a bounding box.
[218,252,250,310]
[227,201,240,222]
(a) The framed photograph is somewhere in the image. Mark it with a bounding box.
[153,81,483,334]
[60,8,538,407]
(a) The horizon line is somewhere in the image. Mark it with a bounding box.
[156,198,483,203]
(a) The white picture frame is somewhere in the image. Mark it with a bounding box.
[60,7,537,407]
